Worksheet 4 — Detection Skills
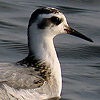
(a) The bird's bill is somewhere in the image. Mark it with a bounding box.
[64,27,93,42]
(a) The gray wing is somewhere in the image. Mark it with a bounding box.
[0,63,44,89]
[0,63,60,100]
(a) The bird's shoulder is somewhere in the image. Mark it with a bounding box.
[0,62,45,89]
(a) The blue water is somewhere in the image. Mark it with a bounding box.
[0,0,100,100]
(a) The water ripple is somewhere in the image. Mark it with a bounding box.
[57,44,100,60]
[57,6,100,14]
[0,39,28,54]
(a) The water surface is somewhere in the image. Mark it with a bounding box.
[0,0,100,100]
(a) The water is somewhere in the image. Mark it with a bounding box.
[0,0,100,100]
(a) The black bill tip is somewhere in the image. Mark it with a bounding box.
[66,27,94,42]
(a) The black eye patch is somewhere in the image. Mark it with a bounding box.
[50,16,62,25]
[37,17,62,29]
[38,18,50,29]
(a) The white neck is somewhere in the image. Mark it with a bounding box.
[28,25,62,96]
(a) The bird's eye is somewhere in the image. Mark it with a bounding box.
[50,16,62,25]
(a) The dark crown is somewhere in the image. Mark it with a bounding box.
[28,7,60,27]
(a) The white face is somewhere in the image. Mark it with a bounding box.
[29,12,69,38]
[28,7,93,43]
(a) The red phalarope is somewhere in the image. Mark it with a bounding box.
[0,7,93,100]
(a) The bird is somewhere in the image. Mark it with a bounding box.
[0,7,93,100]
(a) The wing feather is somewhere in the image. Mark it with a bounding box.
[0,63,44,89]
